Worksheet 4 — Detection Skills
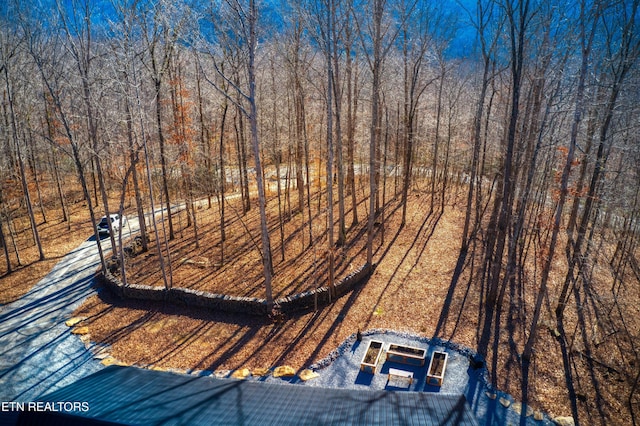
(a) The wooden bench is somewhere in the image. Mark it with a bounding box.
[387,368,414,385]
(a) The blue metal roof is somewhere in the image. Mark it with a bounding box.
[18,366,478,425]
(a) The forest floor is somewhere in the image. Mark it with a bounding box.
[0,200,98,305]
[2,183,638,425]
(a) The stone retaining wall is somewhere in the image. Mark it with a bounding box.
[101,262,372,316]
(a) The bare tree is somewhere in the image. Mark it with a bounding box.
[1,27,45,262]
[139,0,189,241]
[23,15,109,271]
[282,8,314,247]
[556,0,640,320]
[523,0,601,359]
[460,0,503,251]
[112,0,172,290]
[353,0,409,266]
[399,0,438,226]
[199,0,274,310]
[55,0,120,255]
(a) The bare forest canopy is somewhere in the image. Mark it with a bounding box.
[1,0,640,424]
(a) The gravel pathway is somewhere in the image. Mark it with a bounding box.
[255,330,557,426]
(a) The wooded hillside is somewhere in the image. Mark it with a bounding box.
[1,0,639,424]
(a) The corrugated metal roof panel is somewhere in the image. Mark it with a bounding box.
[18,366,478,426]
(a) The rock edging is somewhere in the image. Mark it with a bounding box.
[100,262,373,316]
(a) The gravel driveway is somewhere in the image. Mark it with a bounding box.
[0,238,106,403]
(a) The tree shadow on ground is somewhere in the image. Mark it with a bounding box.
[433,242,472,339]
[296,273,373,370]
[361,201,442,328]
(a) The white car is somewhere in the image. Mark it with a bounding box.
[97,214,127,235]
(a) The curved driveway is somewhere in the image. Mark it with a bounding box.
[0,205,189,403]
[0,237,106,403]
[0,210,146,404]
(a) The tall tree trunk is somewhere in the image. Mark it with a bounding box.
[462,62,490,250]
[233,111,245,208]
[304,104,314,246]
[440,96,455,214]
[401,31,412,227]
[154,78,175,240]
[125,95,148,252]
[30,29,107,274]
[195,60,213,204]
[0,214,10,274]
[566,104,597,242]
[219,101,228,265]
[90,157,99,208]
[430,63,444,214]
[366,0,384,266]
[556,0,639,320]
[44,101,69,226]
[557,71,635,319]
[237,107,251,213]
[294,85,306,213]
[461,0,502,252]
[331,4,346,247]
[399,18,433,227]
[324,0,336,298]
[26,128,47,223]
[84,78,117,256]
[381,106,389,245]
[345,29,358,227]
[290,21,307,219]
[17,145,45,261]
[4,67,44,261]
[276,155,285,262]
[479,0,530,360]
[248,0,274,310]
[7,217,22,267]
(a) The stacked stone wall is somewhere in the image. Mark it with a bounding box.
[101,262,372,316]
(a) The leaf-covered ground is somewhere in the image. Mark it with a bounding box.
[74,186,639,425]
[3,183,637,425]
